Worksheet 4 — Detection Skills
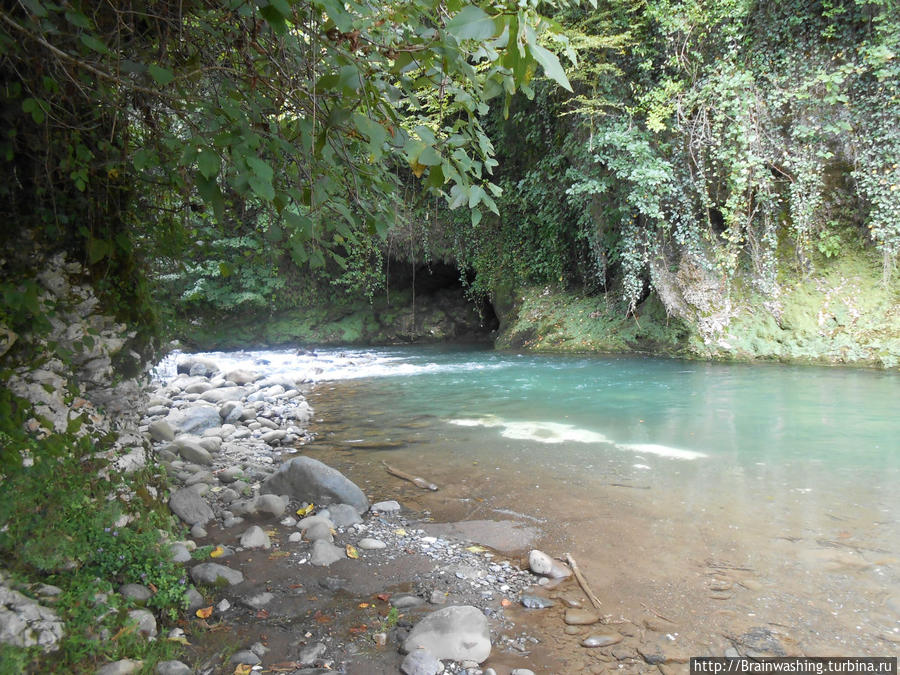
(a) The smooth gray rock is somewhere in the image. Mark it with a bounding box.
[528,549,572,579]
[190,523,207,539]
[403,605,491,663]
[226,369,259,385]
[401,649,445,675]
[240,525,272,550]
[244,592,273,609]
[186,587,205,611]
[230,650,261,666]
[303,522,334,543]
[310,540,344,567]
[174,439,212,465]
[371,500,401,513]
[190,563,244,586]
[119,584,152,604]
[166,405,221,435]
[298,641,327,665]
[148,419,175,442]
[255,494,287,517]
[520,594,555,609]
[358,538,386,550]
[127,609,157,638]
[218,466,243,484]
[219,400,243,423]
[168,488,213,526]
[260,429,287,444]
[96,660,143,675]
[155,661,192,675]
[200,386,246,404]
[261,457,368,514]
[328,503,363,527]
[391,595,425,610]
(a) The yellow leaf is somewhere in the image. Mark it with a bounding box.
[167,635,192,645]
[409,160,426,178]
[296,503,315,516]
[346,544,359,559]
[234,665,253,675]
[210,545,224,558]
[393,528,407,536]
[195,606,213,619]
[465,545,488,553]
[358,602,370,608]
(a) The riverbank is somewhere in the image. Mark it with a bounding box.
[496,248,900,369]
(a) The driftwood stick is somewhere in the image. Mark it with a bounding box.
[382,460,438,491]
[565,552,603,610]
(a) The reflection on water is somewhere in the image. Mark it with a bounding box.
[162,345,900,656]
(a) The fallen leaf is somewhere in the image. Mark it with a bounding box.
[346,544,359,559]
[314,610,332,624]
[147,582,158,593]
[210,545,225,558]
[167,635,191,645]
[289,583,303,589]
[376,593,391,602]
[465,545,488,553]
[501,598,513,608]
[296,503,315,516]
[256,609,270,619]
[358,602,370,608]
[268,551,290,559]
[233,665,253,675]
[349,624,368,634]
[393,528,407,536]
[195,606,213,619]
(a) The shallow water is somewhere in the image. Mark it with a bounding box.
[163,345,900,662]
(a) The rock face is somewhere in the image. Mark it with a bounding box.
[0,581,65,652]
[260,457,369,514]
[403,605,491,663]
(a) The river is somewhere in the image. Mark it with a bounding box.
[161,345,900,662]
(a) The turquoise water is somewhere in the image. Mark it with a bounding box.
[166,345,900,651]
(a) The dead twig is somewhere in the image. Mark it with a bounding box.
[565,552,603,611]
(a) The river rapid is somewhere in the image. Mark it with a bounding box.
[159,345,900,665]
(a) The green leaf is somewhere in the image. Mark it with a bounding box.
[219,262,232,278]
[246,156,274,182]
[266,222,283,242]
[87,238,110,264]
[21,0,47,17]
[419,146,442,166]
[65,11,93,29]
[528,42,572,92]
[319,0,354,33]
[446,6,497,41]
[197,149,220,180]
[80,34,109,54]
[259,6,287,33]
[148,64,175,86]
[21,98,46,124]
[248,174,275,201]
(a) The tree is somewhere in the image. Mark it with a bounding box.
[0,0,578,317]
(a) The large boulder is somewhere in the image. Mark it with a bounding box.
[403,605,491,663]
[260,457,368,514]
[165,405,220,435]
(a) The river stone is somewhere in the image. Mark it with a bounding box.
[261,429,287,444]
[127,609,157,638]
[155,661,192,675]
[166,405,221,435]
[564,608,602,625]
[401,648,445,675]
[169,543,191,563]
[184,357,219,378]
[96,660,143,675]
[183,382,213,395]
[529,550,572,579]
[230,650,262,666]
[261,457,369,514]
[219,401,244,423]
[244,592,273,609]
[403,605,491,663]
[310,540,344,566]
[581,633,623,647]
[173,439,212,465]
[304,522,334,543]
[200,386,246,404]
[148,419,175,442]
[358,538,387,550]
[240,525,272,549]
[186,588,204,611]
[226,369,259,385]
[371,500,402,513]
[255,494,287,517]
[327,503,362,527]
[190,563,244,586]
[521,594,555,609]
[119,584,152,604]
[298,515,335,531]
[169,488,213,526]
[299,642,327,665]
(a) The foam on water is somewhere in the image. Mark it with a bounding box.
[616,443,707,460]
[449,416,706,460]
